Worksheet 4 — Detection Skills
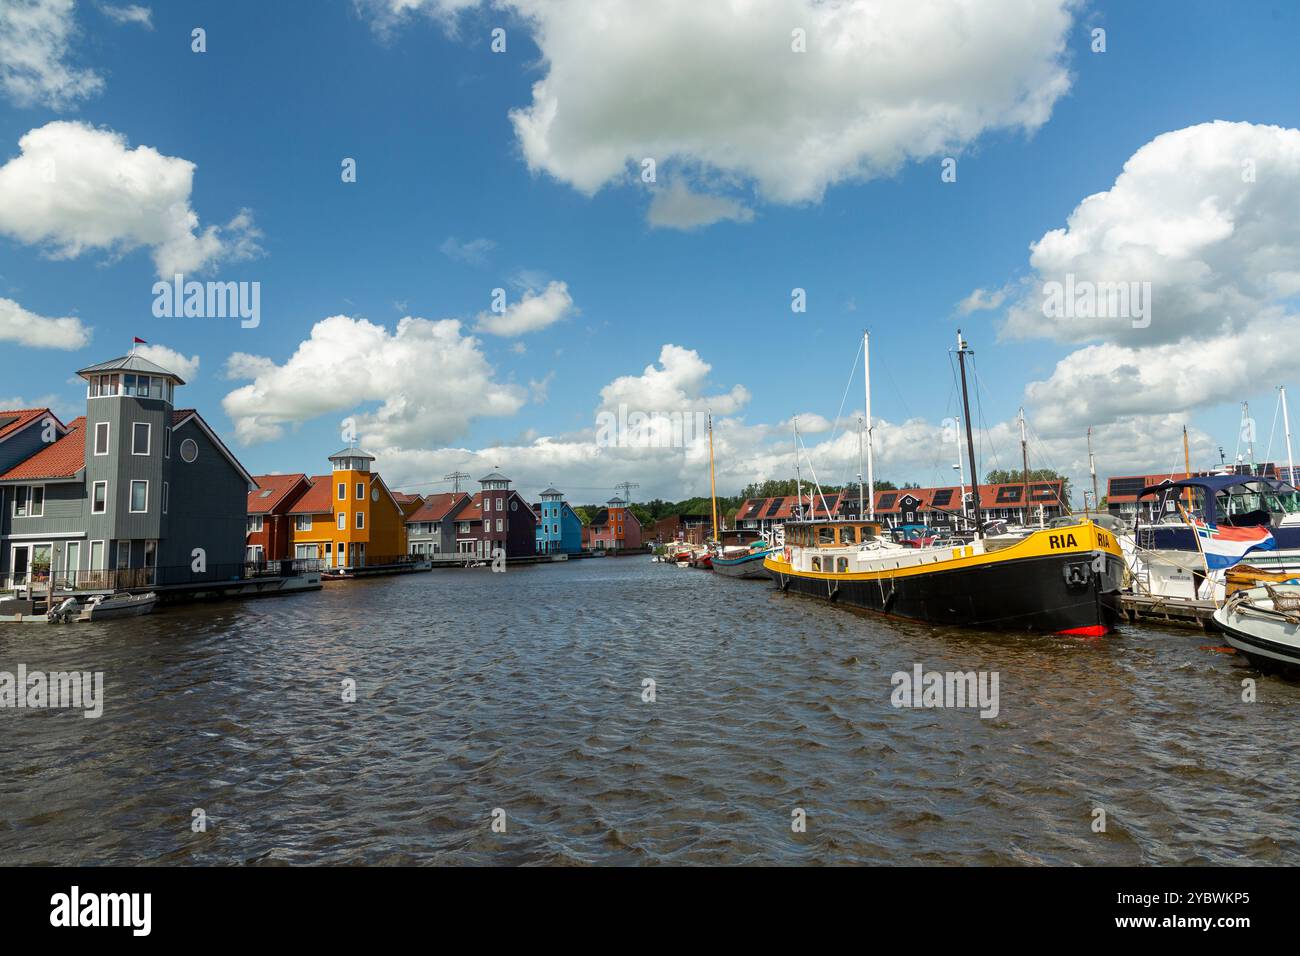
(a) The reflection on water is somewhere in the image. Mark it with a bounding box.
[2,558,1298,865]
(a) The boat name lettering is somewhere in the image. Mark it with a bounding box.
[1048,533,1078,549]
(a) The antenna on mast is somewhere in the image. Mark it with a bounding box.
[444,471,471,494]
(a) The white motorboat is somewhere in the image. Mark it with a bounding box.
[1214,584,1300,678]
[82,591,157,620]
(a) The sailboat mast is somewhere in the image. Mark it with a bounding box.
[1019,407,1030,524]
[1183,424,1194,509]
[857,417,864,519]
[708,412,718,543]
[864,330,875,520]
[956,330,983,539]
[793,419,803,521]
[1282,385,1295,486]
[1087,425,1098,516]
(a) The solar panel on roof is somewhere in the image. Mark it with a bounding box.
[0,415,18,431]
[765,497,785,517]
[879,493,897,509]
[930,489,953,507]
[1109,477,1149,497]
[996,486,1022,502]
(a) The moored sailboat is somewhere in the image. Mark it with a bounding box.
[764,331,1125,635]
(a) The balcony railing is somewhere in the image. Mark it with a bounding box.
[2,558,323,594]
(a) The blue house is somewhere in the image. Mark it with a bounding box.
[535,487,582,555]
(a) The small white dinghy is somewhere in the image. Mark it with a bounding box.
[82,591,157,621]
[1214,584,1300,678]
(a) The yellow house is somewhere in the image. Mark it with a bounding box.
[288,448,408,569]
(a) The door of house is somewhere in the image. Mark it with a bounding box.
[65,541,81,587]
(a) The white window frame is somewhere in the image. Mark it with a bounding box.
[295,514,312,531]
[94,421,110,456]
[129,479,149,514]
[484,497,491,512]
[337,512,347,530]
[116,540,131,570]
[165,427,171,458]
[89,539,105,571]
[496,518,503,533]
[337,483,346,501]
[162,481,169,515]
[131,421,151,456]
[356,482,365,500]
[248,515,264,533]
[355,511,364,530]
[91,480,108,514]
[30,484,44,517]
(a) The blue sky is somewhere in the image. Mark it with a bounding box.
[3,0,1300,502]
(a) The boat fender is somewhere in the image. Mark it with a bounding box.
[883,590,897,613]
[829,584,840,603]
[780,575,791,592]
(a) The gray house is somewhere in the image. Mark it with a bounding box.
[0,354,255,592]
[404,491,474,556]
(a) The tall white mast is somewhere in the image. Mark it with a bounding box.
[1282,386,1295,486]
[864,330,875,520]
[793,418,803,520]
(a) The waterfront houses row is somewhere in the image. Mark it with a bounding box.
[0,354,252,591]
[245,462,633,567]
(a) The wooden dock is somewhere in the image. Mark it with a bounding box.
[1120,592,1220,630]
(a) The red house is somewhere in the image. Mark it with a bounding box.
[247,473,313,563]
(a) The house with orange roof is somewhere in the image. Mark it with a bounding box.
[287,448,409,570]
[1,353,254,592]
[247,473,313,563]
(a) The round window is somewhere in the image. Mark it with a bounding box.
[510,500,517,511]
[179,438,198,463]
[371,487,379,502]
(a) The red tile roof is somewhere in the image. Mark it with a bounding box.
[248,473,311,514]
[406,491,470,523]
[288,475,334,514]
[735,492,845,521]
[872,481,1066,513]
[0,417,85,480]
[0,408,54,443]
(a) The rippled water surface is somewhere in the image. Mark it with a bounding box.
[3,557,1299,865]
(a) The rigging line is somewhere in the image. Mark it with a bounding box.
[1263,388,1283,468]
[826,335,864,451]
[969,358,1004,478]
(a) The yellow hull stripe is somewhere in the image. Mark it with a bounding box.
[765,522,1122,583]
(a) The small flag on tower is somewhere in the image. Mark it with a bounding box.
[133,337,148,345]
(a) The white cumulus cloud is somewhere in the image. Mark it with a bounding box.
[133,343,199,382]
[222,314,527,447]
[474,280,574,336]
[0,296,91,349]
[0,0,103,110]
[0,121,263,279]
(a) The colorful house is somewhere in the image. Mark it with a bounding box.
[871,482,1068,530]
[0,353,254,592]
[582,496,642,551]
[458,472,538,559]
[534,487,582,554]
[405,491,473,556]
[288,448,409,570]
[246,473,313,563]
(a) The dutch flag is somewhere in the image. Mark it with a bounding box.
[1191,517,1276,570]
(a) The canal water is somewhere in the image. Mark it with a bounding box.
[3,557,1298,865]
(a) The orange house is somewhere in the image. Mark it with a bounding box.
[288,448,408,569]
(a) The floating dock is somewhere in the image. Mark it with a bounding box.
[1120,592,1219,630]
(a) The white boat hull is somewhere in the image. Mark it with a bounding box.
[1214,586,1300,677]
